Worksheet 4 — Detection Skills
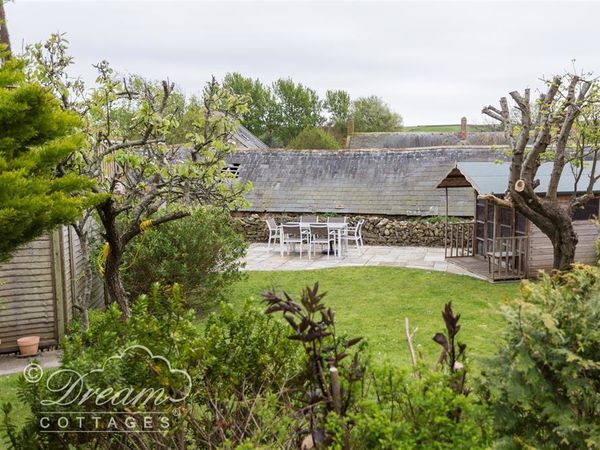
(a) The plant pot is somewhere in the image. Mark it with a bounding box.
[17,336,40,356]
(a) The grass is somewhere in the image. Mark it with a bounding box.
[0,266,519,439]
[0,373,29,442]
[225,267,518,367]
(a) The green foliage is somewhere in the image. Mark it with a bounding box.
[222,72,408,145]
[1,286,303,449]
[194,301,303,448]
[263,283,366,446]
[223,72,275,140]
[271,78,324,146]
[352,95,403,132]
[27,35,252,313]
[484,265,600,449]
[0,54,97,262]
[122,207,248,310]
[286,127,340,150]
[335,368,491,450]
[324,89,351,130]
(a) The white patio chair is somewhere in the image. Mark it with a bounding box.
[280,224,310,258]
[345,219,365,252]
[309,224,337,259]
[265,218,281,252]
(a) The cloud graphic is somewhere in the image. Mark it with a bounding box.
[87,344,193,403]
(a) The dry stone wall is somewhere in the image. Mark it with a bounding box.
[233,212,471,247]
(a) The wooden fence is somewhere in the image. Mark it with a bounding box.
[444,222,475,258]
[0,226,104,354]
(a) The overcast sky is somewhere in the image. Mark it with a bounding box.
[6,1,600,125]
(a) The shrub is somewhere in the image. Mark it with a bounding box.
[484,265,600,449]
[2,287,303,450]
[286,127,340,150]
[193,301,303,448]
[339,367,491,450]
[122,207,247,310]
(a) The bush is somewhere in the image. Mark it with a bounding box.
[122,207,247,310]
[339,367,491,450]
[484,265,600,449]
[2,287,303,449]
[286,127,340,150]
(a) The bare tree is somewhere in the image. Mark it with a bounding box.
[482,73,599,270]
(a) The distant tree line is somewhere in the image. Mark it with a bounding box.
[222,73,403,147]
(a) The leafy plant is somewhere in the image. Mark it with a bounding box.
[0,50,98,262]
[484,265,600,449]
[263,283,365,448]
[340,368,491,450]
[122,207,248,311]
[286,127,341,150]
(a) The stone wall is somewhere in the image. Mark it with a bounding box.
[233,212,471,247]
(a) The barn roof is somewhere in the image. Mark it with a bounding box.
[437,161,600,196]
[347,131,507,149]
[231,147,507,216]
[232,124,268,149]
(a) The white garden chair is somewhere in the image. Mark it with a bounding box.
[345,219,365,252]
[265,218,281,252]
[308,224,337,259]
[280,224,310,258]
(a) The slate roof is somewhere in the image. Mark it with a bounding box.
[233,124,268,149]
[438,161,600,196]
[347,132,507,149]
[231,147,508,216]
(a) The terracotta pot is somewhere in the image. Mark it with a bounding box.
[17,336,40,356]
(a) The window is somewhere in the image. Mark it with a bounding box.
[221,163,240,179]
[572,198,599,221]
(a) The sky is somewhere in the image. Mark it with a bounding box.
[6,0,600,125]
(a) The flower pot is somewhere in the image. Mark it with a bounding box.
[17,336,40,356]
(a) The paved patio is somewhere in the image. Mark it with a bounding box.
[0,349,61,376]
[242,243,480,278]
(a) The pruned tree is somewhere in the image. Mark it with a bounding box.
[482,73,599,271]
[28,34,250,318]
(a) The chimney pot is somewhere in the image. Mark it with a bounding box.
[460,117,467,141]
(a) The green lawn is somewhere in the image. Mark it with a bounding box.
[0,373,29,442]
[226,267,518,367]
[0,266,518,440]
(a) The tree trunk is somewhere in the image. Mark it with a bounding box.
[510,191,578,272]
[104,246,130,318]
[551,221,578,272]
[97,200,131,319]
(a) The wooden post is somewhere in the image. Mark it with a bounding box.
[68,226,77,316]
[445,187,449,258]
[51,228,66,341]
[330,367,342,414]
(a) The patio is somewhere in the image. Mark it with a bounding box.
[242,243,480,277]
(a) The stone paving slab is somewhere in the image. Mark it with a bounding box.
[242,244,479,278]
[0,350,61,376]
